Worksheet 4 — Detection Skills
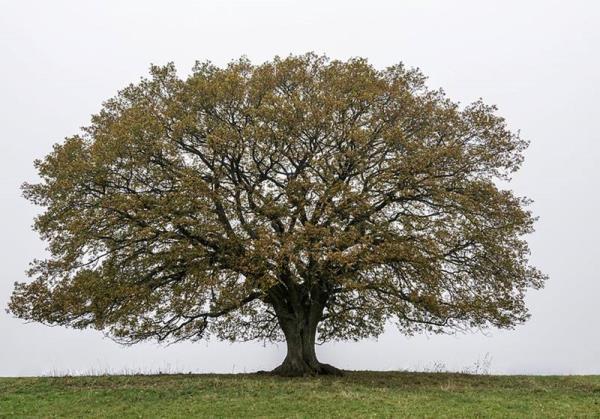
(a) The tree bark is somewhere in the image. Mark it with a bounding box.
[269,285,342,377]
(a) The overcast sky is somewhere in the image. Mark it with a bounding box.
[1,0,599,377]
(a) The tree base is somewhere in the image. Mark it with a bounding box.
[271,361,344,377]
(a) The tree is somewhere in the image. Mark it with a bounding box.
[9,54,546,376]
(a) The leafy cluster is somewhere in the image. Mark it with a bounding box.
[9,54,546,344]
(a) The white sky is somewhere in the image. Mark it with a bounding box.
[1,0,599,376]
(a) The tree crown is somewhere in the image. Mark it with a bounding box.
[9,54,546,345]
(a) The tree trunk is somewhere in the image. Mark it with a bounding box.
[269,286,343,377]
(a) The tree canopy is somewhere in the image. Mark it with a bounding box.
[9,54,546,375]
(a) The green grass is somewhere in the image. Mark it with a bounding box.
[1,371,599,418]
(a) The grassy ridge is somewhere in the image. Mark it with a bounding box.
[1,372,599,417]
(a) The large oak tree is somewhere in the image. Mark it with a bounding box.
[9,54,546,376]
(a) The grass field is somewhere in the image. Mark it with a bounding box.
[1,371,599,417]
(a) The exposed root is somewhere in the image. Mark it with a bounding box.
[317,363,344,376]
[271,361,344,377]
